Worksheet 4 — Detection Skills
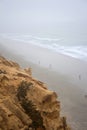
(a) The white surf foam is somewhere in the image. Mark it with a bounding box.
[1,33,87,61]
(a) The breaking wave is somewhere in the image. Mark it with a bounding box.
[1,33,87,61]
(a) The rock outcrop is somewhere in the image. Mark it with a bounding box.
[0,56,70,130]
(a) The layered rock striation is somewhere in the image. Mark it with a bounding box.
[0,56,70,130]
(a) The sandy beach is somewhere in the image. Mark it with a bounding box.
[0,40,87,130]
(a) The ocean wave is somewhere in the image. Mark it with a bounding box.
[1,33,87,61]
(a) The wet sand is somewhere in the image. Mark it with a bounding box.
[0,41,87,130]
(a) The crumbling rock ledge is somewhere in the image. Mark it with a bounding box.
[0,56,71,130]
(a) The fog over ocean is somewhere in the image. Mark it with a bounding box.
[0,33,87,62]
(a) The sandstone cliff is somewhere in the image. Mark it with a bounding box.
[0,56,70,130]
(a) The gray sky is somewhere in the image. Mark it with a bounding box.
[0,0,87,33]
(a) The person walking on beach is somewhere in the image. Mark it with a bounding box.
[49,64,52,69]
[79,74,81,80]
[38,61,40,65]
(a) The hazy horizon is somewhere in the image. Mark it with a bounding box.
[0,0,87,34]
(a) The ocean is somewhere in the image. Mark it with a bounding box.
[0,33,87,62]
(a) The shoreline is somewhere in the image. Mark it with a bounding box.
[1,38,87,90]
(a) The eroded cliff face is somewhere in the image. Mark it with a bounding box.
[0,56,70,130]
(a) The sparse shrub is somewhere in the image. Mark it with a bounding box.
[17,81,45,130]
[17,81,33,101]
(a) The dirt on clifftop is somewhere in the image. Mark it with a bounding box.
[0,56,71,130]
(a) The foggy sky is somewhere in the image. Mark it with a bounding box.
[0,0,87,33]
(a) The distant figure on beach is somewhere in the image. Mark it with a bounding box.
[49,64,52,69]
[38,61,40,65]
[84,95,87,99]
[79,75,81,80]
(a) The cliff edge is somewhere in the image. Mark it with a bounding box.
[0,56,70,130]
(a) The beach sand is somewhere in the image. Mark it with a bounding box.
[0,40,87,130]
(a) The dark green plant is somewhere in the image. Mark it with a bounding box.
[17,81,45,130]
[17,81,33,101]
